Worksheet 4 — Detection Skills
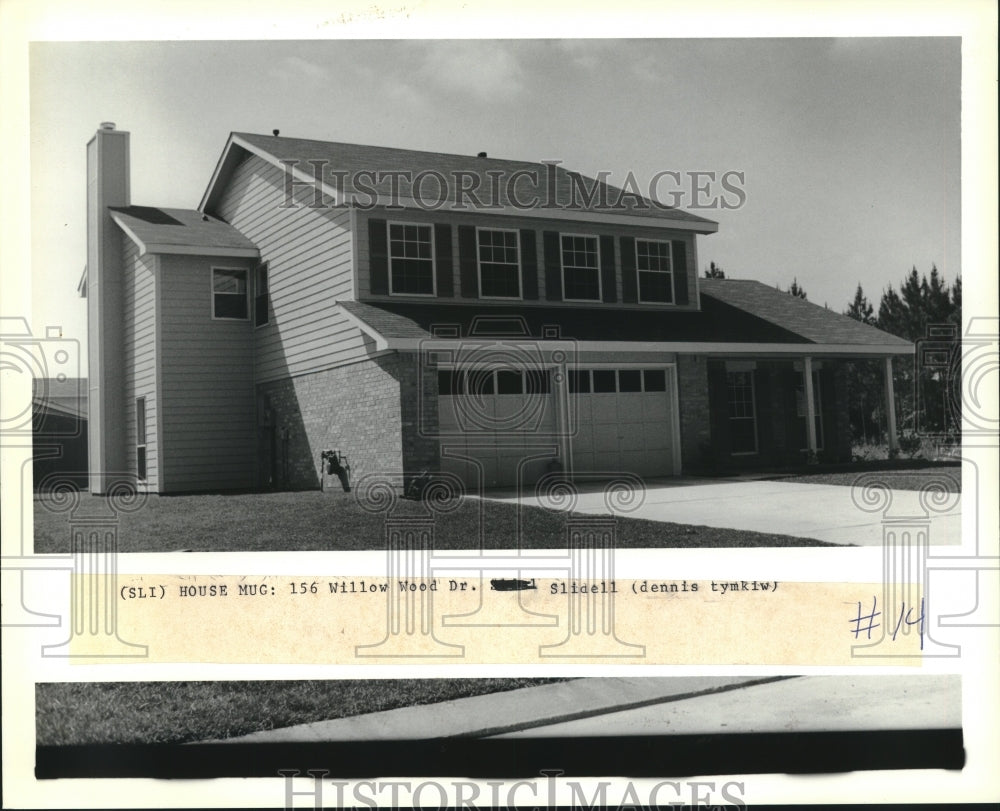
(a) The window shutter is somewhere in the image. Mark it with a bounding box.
[369,218,388,295]
[754,365,774,463]
[620,236,638,303]
[520,229,538,300]
[434,223,453,297]
[672,240,689,305]
[707,360,731,458]
[599,235,617,303]
[458,225,479,297]
[543,231,562,301]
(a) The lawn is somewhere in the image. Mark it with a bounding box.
[33,489,839,552]
[35,678,568,746]
[780,463,961,492]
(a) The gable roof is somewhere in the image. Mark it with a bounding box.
[200,132,719,233]
[33,378,88,419]
[699,279,912,347]
[110,206,259,258]
[336,287,913,355]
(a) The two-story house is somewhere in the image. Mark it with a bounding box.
[84,123,912,495]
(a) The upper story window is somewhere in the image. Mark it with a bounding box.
[560,234,600,301]
[254,263,270,326]
[636,239,674,304]
[477,228,521,298]
[212,268,248,320]
[389,223,435,296]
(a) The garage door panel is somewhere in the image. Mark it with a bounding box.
[591,397,619,424]
[642,396,670,420]
[616,395,645,422]
[619,430,647,452]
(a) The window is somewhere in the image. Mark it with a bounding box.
[254,263,269,326]
[643,369,667,392]
[212,268,248,319]
[388,223,434,295]
[560,234,600,301]
[592,369,617,393]
[636,240,673,303]
[136,397,147,481]
[570,368,669,394]
[618,369,642,392]
[795,369,825,449]
[477,228,521,298]
[726,370,757,454]
[438,369,551,396]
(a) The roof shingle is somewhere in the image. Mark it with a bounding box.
[110,206,258,254]
[231,132,717,228]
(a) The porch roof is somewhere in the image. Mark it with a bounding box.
[337,287,913,356]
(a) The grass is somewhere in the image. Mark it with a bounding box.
[33,489,840,552]
[780,463,961,492]
[35,678,568,746]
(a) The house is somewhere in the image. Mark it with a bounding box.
[83,123,912,495]
[32,377,88,490]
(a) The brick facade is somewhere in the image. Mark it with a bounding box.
[676,355,711,472]
[256,352,439,491]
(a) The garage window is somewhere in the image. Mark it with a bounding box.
[618,370,642,392]
[568,370,591,393]
[726,370,758,454]
[440,369,551,396]
[643,369,667,392]
[592,370,617,393]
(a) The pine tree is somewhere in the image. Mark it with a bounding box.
[788,278,807,299]
[846,284,875,325]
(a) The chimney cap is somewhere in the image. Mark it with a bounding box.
[100,121,116,131]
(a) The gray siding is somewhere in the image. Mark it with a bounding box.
[211,154,363,382]
[355,207,701,310]
[121,239,159,491]
[157,254,256,491]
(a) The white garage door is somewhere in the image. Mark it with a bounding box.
[568,367,677,479]
[438,368,559,489]
[438,365,678,489]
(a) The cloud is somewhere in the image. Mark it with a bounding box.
[269,55,332,83]
[413,41,526,101]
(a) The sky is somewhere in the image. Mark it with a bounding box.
[27,37,962,370]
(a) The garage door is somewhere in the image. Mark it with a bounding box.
[438,365,678,489]
[438,367,558,489]
[568,367,677,478]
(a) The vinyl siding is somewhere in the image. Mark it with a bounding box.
[355,207,701,310]
[157,254,256,491]
[211,154,363,382]
[121,239,159,491]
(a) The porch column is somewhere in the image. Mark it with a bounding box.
[803,355,818,462]
[884,356,899,456]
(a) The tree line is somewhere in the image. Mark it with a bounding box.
[705,263,962,445]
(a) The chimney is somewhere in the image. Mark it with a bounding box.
[86,122,130,493]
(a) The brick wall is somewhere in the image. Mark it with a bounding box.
[676,355,711,472]
[257,353,440,491]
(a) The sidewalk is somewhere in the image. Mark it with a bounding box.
[208,676,779,743]
[206,674,959,744]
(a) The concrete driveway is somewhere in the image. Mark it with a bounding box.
[483,478,962,546]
